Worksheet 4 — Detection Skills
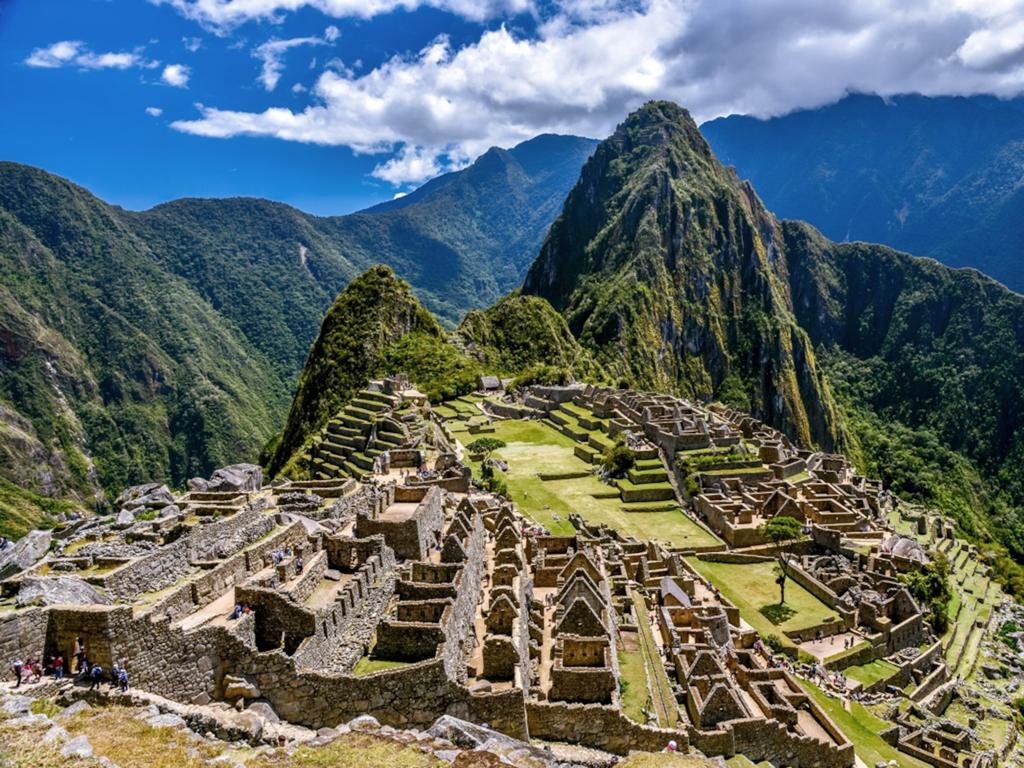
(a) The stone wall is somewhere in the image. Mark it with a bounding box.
[356,486,444,560]
[0,606,48,665]
[526,700,685,755]
[100,502,274,601]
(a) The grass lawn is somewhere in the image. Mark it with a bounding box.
[351,656,410,676]
[843,659,899,689]
[686,558,836,642]
[631,589,679,728]
[797,679,932,768]
[617,645,651,723]
[470,419,722,547]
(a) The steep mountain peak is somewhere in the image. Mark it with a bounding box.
[522,100,843,450]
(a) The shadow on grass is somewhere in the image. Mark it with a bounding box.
[760,602,797,625]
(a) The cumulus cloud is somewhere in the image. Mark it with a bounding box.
[253,27,338,91]
[161,63,191,87]
[158,0,533,31]
[183,36,203,52]
[171,0,1024,185]
[145,106,164,116]
[25,40,158,70]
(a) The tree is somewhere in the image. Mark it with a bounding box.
[758,515,805,605]
[902,551,952,635]
[601,437,636,478]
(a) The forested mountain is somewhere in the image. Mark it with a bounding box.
[0,163,288,536]
[522,101,1024,566]
[0,134,595,533]
[701,93,1024,294]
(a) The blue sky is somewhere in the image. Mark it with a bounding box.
[3,0,1024,216]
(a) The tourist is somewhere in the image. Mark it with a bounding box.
[54,655,64,680]
[29,659,42,683]
[117,666,129,692]
[296,556,304,573]
[664,740,678,753]
[11,659,22,688]
[89,662,103,691]
[229,603,243,620]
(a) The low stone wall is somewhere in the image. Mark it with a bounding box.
[525,700,684,755]
[0,606,48,665]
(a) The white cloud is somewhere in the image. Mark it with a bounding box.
[292,82,307,93]
[183,36,203,52]
[162,63,192,87]
[158,0,533,31]
[145,106,164,116]
[393,191,407,199]
[25,40,158,70]
[253,28,338,91]
[372,145,449,185]
[171,0,1024,185]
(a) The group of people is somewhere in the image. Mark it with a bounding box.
[10,637,128,693]
[228,602,254,620]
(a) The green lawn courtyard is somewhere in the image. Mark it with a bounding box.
[685,558,836,644]
[461,418,721,548]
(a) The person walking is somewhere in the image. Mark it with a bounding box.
[117,666,129,693]
[11,659,22,688]
[88,662,103,691]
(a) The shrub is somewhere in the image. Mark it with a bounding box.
[466,438,506,455]
[602,438,636,478]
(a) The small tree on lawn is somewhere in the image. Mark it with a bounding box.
[758,515,804,605]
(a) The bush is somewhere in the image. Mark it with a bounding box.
[763,634,785,653]
[602,438,636,478]
[511,363,571,389]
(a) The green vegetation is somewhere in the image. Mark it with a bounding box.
[901,552,952,634]
[686,558,835,644]
[631,588,679,728]
[757,515,805,605]
[351,657,410,676]
[797,679,932,768]
[0,164,288,532]
[457,293,602,380]
[601,436,637,478]
[465,437,506,454]
[617,646,651,723]
[843,659,900,689]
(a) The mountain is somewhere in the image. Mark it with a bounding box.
[268,267,602,475]
[0,135,595,532]
[522,101,844,451]
[127,132,598,380]
[521,101,1024,566]
[0,163,289,536]
[701,93,1024,294]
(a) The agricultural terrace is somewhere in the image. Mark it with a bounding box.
[447,408,721,549]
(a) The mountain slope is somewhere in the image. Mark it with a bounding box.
[126,133,597,380]
[521,100,1024,569]
[701,93,1024,293]
[0,163,289,533]
[522,101,844,450]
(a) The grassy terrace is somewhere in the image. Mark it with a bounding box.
[843,659,899,689]
[617,645,651,723]
[685,558,836,645]
[797,679,931,768]
[462,418,721,547]
[631,588,679,728]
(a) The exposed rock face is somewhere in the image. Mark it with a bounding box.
[207,464,263,493]
[522,101,843,450]
[15,576,112,607]
[277,492,323,515]
[0,529,52,578]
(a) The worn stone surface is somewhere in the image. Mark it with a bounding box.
[0,529,51,578]
[16,576,112,607]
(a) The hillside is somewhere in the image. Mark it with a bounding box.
[702,93,1024,294]
[127,133,597,379]
[0,163,288,535]
[0,135,594,531]
[522,101,844,451]
[522,100,1024,568]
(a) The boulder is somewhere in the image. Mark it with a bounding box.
[246,701,279,724]
[55,700,92,720]
[114,509,135,528]
[146,713,187,729]
[116,483,164,507]
[61,735,94,759]
[159,504,182,519]
[426,716,554,764]
[348,714,380,732]
[223,675,260,700]
[187,477,210,492]
[126,487,175,510]
[207,464,263,493]
[1,695,32,716]
[42,724,70,745]
[0,529,52,579]
[16,576,112,607]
